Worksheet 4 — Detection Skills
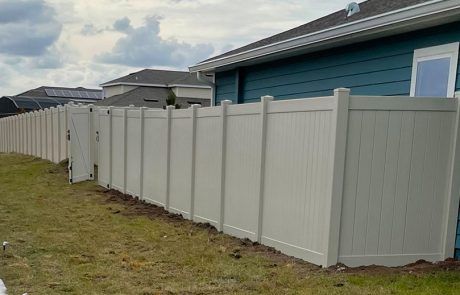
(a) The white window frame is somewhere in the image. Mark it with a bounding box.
[410,42,459,97]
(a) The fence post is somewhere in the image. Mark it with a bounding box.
[255,95,273,243]
[1,119,3,153]
[42,110,46,159]
[189,104,200,220]
[139,107,147,200]
[218,100,232,232]
[64,105,68,159]
[108,106,113,189]
[34,111,38,157]
[165,105,174,210]
[442,92,460,259]
[49,108,54,161]
[57,107,62,162]
[22,114,26,155]
[88,105,95,179]
[25,113,29,155]
[28,112,32,155]
[323,88,350,267]
[122,107,128,194]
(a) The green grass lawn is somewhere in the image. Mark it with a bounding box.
[0,154,459,294]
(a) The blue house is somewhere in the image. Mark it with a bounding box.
[190,0,460,259]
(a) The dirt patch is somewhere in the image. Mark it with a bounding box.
[329,259,460,275]
[99,189,459,275]
[99,189,313,269]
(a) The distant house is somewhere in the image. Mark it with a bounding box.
[97,69,212,108]
[0,86,103,118]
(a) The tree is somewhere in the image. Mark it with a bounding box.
[166,90,181,109]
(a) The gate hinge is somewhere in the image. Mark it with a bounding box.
[67,130,70,141]
[107,110,110,115]
[96,131,99,142]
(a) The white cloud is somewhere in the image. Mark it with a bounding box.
[0,0,355,95]
[96,16,215,68]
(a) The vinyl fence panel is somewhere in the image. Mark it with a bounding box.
[98,108,111,189]
[168,109,195,218]
[338,96,458,267]
[193,107,223,227]
[261,97,336,266]
[141,109,168,206]
[110,108,126,192]
[126,108,142,197]
[59,106,67,162]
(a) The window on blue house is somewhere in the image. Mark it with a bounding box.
[410,42,459,97]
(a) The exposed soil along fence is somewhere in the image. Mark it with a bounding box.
[1,89,459,268]
[0,105,68,163]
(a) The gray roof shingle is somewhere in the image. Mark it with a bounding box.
[201,0,431,63]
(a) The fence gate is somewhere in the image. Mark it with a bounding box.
[68,105,93,183]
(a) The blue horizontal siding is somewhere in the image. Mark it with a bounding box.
[215,70,237,104]
[214,21,460,104]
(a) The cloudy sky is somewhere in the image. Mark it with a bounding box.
[0,0,354,95]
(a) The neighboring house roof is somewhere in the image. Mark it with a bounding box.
[0,86,103,116]
[190,0,460,72]
[17,86,102,100]
[94,86,210,108]
[100,69,212,88]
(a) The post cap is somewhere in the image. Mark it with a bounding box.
[261,95,274,102]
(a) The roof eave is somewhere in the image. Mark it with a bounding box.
[189,0,460,73]
[100,82,212,89]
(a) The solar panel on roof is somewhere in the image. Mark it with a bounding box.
[45,89,56,97]
[44,88,102,100]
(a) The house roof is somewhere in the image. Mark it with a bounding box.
[100,69,212,87]
[94,86,210,108]
[203,0,429,63]
[16,86,102,99]
[191,0,460,72]
[0,86,103,116]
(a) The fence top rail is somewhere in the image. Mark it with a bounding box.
[267,96,335,114]
[349,95,458,111]
[171,108,191,119]
[196,106,221,118]
[144,109,167,119]
[227,102,260,116]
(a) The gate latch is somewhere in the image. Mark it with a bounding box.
[67,130,70,141]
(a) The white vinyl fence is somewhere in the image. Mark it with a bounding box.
[1,89,459,268]
[93,89,460,267]
[0,105,68,163]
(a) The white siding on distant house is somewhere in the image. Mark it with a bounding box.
[103,85,138,98]
[173,87,211,99]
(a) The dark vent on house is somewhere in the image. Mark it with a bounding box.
[144,98,159,102]
[188,101,202,105]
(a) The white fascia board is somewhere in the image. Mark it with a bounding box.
[169,84,212,89]
[100,82,167,87]
[100,82,211,89]
[189,0,460,72]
